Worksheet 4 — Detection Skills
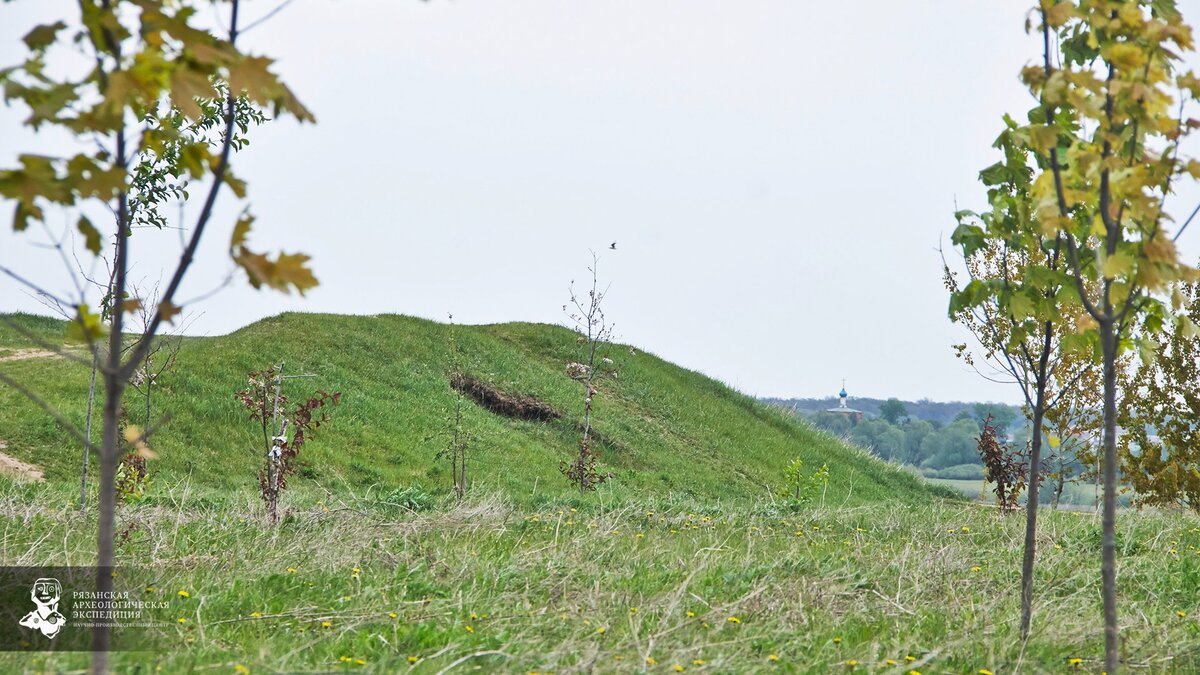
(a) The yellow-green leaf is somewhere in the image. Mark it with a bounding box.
[230,211,253,250]
[1029,125,1058,153]
[77,214,102,254]
[66,303,107,344]
[22,22,66,51]
[169,67,215,120]
[1101,251,1136,279]
[158,301,182,324]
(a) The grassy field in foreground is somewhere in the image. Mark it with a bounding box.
[1,479,1198,674]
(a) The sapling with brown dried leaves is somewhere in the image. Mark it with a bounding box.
[976,414,1031,514]
[236,365,340,524]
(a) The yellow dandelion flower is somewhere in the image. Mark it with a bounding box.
[702,621,711,628]
[906,655,916,662]
[465,624,474,633]
[177,617,187,624]
[321,620,332,629]
[408,656,419,664]
[339,656,352,663]
[962,526,970,533]
[727,616,741,624]
[596,626,606,634]
[1177,611,1188,618]
[287,567,297,573]
[886,660,897,666]
[909,671,922,675]
[249,611,263,618]
[846,659,858,667]
[833,637,842,644]
[177,590,190,598]
[646,656,657,665]
[144,586,155,594]
[234,666,250,675]
[389,612,398,619]
[970,565,983,572]
[630,607,638,614]
[354,659,366,665]
[980,670,993,675]
[636,533,645,539]
[692,659,706,665]
[673,665,685,672]
[686,611,695,618]
[1068,657,1083,666]
[767,654,780,662]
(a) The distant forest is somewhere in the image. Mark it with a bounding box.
[761,396,1021,428]
[757,396,1087,483]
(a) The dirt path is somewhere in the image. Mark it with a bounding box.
[0,348,58,363]
[0,440,44,482]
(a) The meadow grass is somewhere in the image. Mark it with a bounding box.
[0,478,1198,674]
[2,312,1197,673]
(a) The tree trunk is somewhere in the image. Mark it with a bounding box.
[93,187,130,669]
[1019,397,1046,638]
[80,352,99,514]
[1100,319,1120,673]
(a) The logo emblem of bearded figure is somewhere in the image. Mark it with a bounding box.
[19,578,66,639]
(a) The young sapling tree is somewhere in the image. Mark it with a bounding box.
[236,364,340,524]
[562,252,617,494]
[0,1,317,665]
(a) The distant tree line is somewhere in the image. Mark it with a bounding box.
[779,399,1088,483]
[762,396,1021,428]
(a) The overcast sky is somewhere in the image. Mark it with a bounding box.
[4,0,1200,404]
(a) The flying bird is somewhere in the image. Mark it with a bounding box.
[610,241,617,250]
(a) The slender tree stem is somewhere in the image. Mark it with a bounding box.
[1100,318,1120,673]
[80,352,98,514]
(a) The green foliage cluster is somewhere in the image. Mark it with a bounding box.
[780,457,830,507]
[377,486,438,513]
[113,452,149,504]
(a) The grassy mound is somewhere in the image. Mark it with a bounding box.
[0,312,952,507]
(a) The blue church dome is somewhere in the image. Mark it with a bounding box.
[839,387,847,398]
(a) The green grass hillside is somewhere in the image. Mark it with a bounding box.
[0,312,951,508]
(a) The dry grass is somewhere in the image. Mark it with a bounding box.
[0,480,1197,673]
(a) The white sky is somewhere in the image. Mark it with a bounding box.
[3,0,1200,403]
